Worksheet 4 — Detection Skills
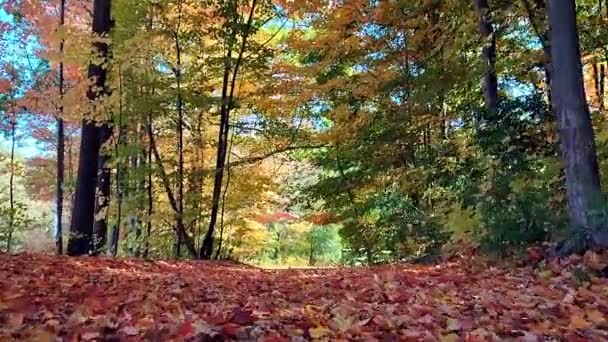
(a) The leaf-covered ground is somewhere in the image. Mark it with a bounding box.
[1,253,608,341]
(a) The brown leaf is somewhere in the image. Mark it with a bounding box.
[569,315,593,330]
[231,308,255,325]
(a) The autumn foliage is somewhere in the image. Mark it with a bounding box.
[1,252,608,340]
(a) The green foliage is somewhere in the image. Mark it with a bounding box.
[339,189,450,265]
[460,95,567,253]
[304,225,341,266]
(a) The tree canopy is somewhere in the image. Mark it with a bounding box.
[0,0,607,264]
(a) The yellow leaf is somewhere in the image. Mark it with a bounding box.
[446,317,462,332]
[309,326,332,339]
[538,269,553,279]
[441,333,459,342]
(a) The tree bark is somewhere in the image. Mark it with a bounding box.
[143,114,154,259]
[55,0,66,255]
[548,0,604,250]
[92,123,112,255]
[600,64,605,111]
[109,71,126,257]
[147,123,198,258]
[67,0,112,256]
[171,0,185,260]
[7,114,16,253]
[473,0,499,112]
[201,0,257,259]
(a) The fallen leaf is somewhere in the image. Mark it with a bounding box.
[520,331,540,342]
[309,326,332,339]
[221,322,242,337]
[538,270,553,279]
[8,313,24,327]
[120,326,139,336]
[418,313,435,325]
[569,315,593,330]
[27,328,56,342]
[231,308,255,325]
[81,331,101,340]
[587,310,606,325]
[440,333,459,342]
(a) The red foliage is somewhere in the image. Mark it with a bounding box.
[304,211,340,225]
[254,212,298,224]
[1,253,608,340]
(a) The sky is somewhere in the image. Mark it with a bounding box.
[1,7,48,158]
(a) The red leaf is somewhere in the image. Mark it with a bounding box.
[175,321,195,337]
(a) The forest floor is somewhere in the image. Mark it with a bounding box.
[1,253,608,341]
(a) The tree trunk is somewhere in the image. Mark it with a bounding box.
[593,63,602,109]
[473,0,499,112]
[201,0,257,259]
[109,224,119,256]
[173,0,186,261]
[147,123,198,257]
[143,116,153,259]
[7,115,16,253]
[109,86,126,256]
[201,52,232,259]
[600,64,605,111]
[93,125,112,255]
[67,0,112,256]
[548,0,605,252]
[309,240,315,266]
[55,0,66,255]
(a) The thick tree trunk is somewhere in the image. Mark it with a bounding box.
[55,0,66,255]
[68,121,98,255]
[473,0,499,112]
[548,0,605,252]
[67,0,112,256]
